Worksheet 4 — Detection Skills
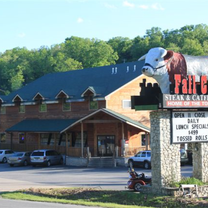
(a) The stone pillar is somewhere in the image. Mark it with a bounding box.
[193,142,208,182]
[150,111,181,194]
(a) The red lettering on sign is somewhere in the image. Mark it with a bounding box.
[174,74,181,94]
[201,75,207,94]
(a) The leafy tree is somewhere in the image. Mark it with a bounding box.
[107,37,133,63]
[64,36,118,68]
[181,39,204,55]
[1,24,208,93]
[10,69,24,91]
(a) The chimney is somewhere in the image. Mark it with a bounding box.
[126,66,129,73]
[133,65,136,72]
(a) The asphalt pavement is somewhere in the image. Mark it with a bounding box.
[0,198,101,208]
[0,163,193,192]
[0,164,193,207]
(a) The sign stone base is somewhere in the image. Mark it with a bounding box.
[193,142,208,183]
[150,111,181,193]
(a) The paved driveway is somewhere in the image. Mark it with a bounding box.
[0,163,192,192]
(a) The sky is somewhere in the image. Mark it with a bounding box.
[0,0,207,53]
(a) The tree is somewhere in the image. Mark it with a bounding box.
[181,39,204,55]
[64,36,118,68]
[108,37,133,63]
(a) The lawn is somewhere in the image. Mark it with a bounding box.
[1,187,208,208]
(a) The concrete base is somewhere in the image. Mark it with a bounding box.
[66,156,88,167]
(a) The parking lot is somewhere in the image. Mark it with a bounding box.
[0,163,193,192]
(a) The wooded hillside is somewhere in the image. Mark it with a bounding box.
[1,24,208,94]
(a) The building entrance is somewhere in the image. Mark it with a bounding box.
[97,135,115,156]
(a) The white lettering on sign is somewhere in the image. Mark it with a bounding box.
[172,111,208,144]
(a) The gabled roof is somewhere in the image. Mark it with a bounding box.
[1,61,144,105]
[61,108,150,133]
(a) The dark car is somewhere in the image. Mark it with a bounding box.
[30,149,63,167]
[8,151,31,166]
[180,149,192,165]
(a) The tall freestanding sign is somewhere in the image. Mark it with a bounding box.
[132,47,208,194]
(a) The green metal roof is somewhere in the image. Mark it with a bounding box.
[6,119,78,133]
[2,61,144,105]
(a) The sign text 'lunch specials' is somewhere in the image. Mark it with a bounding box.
[172,111,208,144]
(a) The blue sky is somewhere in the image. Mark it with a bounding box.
[0,0,207,53]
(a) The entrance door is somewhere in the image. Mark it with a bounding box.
[97,135,115,156]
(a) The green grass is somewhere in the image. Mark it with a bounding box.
[171,177,206,188]
[0,187,207,208]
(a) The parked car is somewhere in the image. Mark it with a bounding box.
[8,151,32,166]
[30,149,63,167]
[128,150,151,169]
[180,149,192,165]
[128,149,191,169]
[0,149,15,163]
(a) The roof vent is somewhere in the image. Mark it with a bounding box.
[126,66,129,73]
[112,67,114,74]
[115,67,117,74]
[133,65,136,72]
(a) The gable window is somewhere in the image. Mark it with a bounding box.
[19,133,25,144]
[39,104,47,112]
[122,100,131,109]
[0,133,6,143]
[19,105,25,113]
[89,101,98,110]
[62,102,71,111]
[0,106,6,114]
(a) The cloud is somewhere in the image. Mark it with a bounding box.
[138,4,149,9]
[137,3,164,10]
[123,1,135,8]
[104,3,117,9]
[151,3,164,10]
[18,32,26,38]
[77,17,83,23]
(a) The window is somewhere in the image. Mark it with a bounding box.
[19,105,25,113]
[0,106,6,114]
[62,102,71,111]
[39,104,47,112]
[141,134,146,146]
[40,133,49,145]
[19,133,25,144]
[40,133,54,146]
[0,133,6,143]
[56,133,69,146]
[122,100,131,109]
[72,132,87,147]
[89,101,98,110]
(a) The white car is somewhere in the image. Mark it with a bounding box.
[0,149,15,163]
[128,150,151,169]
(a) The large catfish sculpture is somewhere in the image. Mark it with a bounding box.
[138,47,208,94]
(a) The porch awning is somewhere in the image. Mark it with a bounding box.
[6,119,78,133]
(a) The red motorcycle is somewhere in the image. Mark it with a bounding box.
[127,168,151,191]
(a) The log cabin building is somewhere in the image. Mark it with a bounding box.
[0,61,156,166]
